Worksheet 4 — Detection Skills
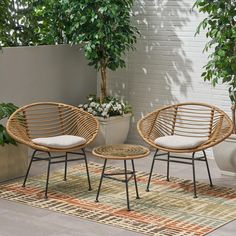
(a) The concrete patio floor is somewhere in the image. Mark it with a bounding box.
[0,151,236,236]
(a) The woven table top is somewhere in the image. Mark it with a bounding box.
[92,144,150,160]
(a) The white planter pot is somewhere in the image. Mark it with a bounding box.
[88,113,131,150]
[213,134,236,176]
[0,144,28,182]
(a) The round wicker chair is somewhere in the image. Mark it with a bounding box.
[7,102,99,198]
[137,102,233,198]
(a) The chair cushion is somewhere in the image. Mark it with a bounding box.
[32,135,86,149]
[154,135,207,149]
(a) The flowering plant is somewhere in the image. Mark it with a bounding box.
[79,95,132,118]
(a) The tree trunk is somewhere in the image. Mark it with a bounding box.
[100,62,107,103]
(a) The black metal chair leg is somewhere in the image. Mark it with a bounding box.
[167,152,170,181]
[146,149,158,192]
[192,152,197,198]
[203,150,213,187]
[95,159,107,202]
[64,152,68,181]
[82,148,92,191]
[131,159,140,199]
[45,152,52,199]
[124,160,130,211]
[22,150,37,187]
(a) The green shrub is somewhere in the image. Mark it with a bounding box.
[0,103,18,146]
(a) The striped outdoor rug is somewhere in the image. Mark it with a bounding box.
[0,162,236,236]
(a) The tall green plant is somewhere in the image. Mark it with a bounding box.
[62,0,139,102]
[194,0,236,132]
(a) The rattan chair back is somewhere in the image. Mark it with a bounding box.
[7,102,99,152]
[137,103,233,153]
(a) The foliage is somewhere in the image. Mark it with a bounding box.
[0,0,69,47]
[79,95,132,118]
[0,0,38,47]
[31,0,70,45]
[62,0,139,100]
[194,0,236,130]
[0,103,18,146]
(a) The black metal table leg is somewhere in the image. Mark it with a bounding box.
[146,149,158,192]
[45,152,52,199]
[64,152,68,181]
[167,152,170,181]
[124,160,130,211]
[95,159,107,202]
[192,152,197,198]
[131,159,140,199]
[83,148,92,191]
[22,150,37,187]
[203,150,213,187]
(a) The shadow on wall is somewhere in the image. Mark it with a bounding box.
[110,0,195,143]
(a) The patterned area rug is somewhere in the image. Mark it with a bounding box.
[0,162,236,236]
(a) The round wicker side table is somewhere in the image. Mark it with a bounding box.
[92,144,150,211]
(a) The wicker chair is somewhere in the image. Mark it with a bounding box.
[137,103,233,198]
[7,102,99,198]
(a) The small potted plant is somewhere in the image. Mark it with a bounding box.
[0,102,28,181]
[79,95,132,146]
[194,0,236,174]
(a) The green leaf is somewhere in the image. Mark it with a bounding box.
[194,0,236,102]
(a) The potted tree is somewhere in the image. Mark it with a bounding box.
[0,103,28,182]
[194,0,236,174]
[65,0,139,146]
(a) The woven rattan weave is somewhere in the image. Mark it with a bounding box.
[137,102,233,153]
[92,144,150,160]
[7,102,99,152]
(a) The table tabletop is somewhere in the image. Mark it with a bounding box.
[92,144,150,160]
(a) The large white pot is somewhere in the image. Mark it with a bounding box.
[88,113,131,150]
[0,144,28,182]
[213,134,236,176]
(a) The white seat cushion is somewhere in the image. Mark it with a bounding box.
[154,135,207,149]
[32,135,86,149]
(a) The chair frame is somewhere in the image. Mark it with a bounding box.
[7,102,99,198]
[137,102,233,198]
[22,149,92,199]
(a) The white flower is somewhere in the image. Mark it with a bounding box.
[84,104,88,109]
[88,97,93,101]
[106,104,111,109]
[117,104,122,110]
[101,111,107,117]
[90,102,96,107]
[87,107,93,113]
[92,111,97,116]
